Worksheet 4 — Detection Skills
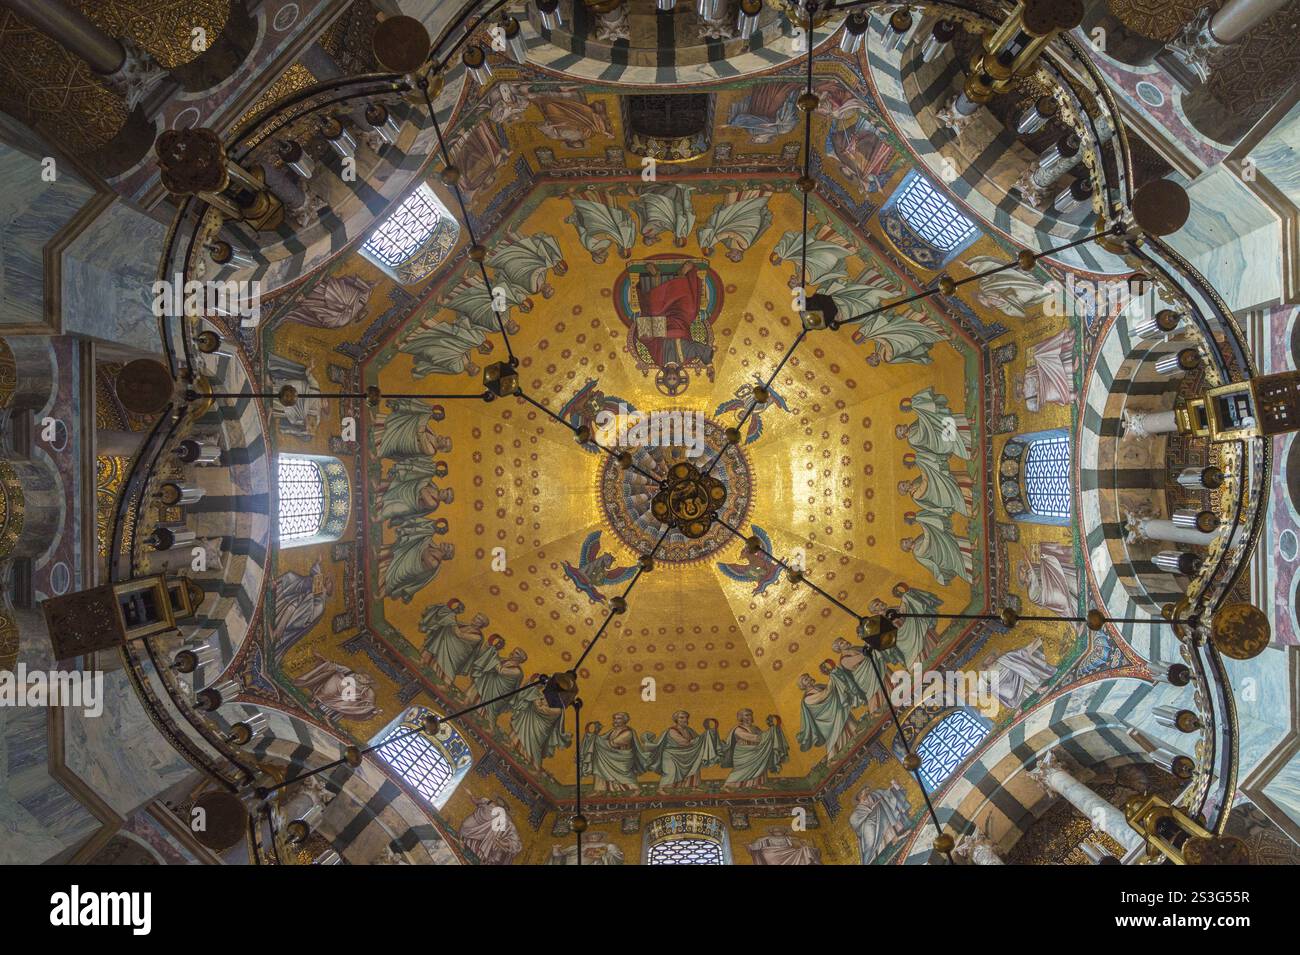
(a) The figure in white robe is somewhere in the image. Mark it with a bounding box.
[899,449,972,517]
[747,828,823,865]
[851,307,948,366]
[282,274,376,328]
[631,184,696,248]
[458,796,523,865]
[547,833,624,864]
[466,643,526,717]
[719,709,789,789]
[418,600,486,682]
[963,254,1054,318]
[378,458,452,524]
[896,387,972,460]
[379,525,453,603]
[1017,541,1079,619]
[580,712,650,792]
[697,191,773,262]
[796,673,859,758]
[901,508,974,586]
[1018,327,1076,412]
[485,232,567,299]
[985,638,1056,709]
[373,398,451,460]
[508,678,572,769]
[443,277,530,335]
[292,652,381,723]
[267,355,326,438]
[770,225,853,288]
[271,561,332,662]
[399,314,493,378]
[565,195,636,264]
[641,711,721,791]
[848,779,912,864]
[830,637,886,712]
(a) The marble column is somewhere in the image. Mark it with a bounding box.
[1166,0,1290,81]
[1124,513,1218,547]
[1029,751,1145,855]
[1120,409,1179,438]
[0,453,61,562]
[954,831,1005,865]
[0,0,165,111]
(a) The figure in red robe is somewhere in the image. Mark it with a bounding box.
[634,262,712,367]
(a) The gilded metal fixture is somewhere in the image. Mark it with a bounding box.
[650,462,727,539]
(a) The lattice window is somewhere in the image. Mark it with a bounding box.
[372,707,472,809]
[647,837,726,865]
[362,182,453,268]
[916,709,989,791]
[1023,434,1071,519]
[278,455,326,543]
[895,174,977,252]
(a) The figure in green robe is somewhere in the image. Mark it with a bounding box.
[770,223,853,288]
[719,709,789,789]
[631,184,696,248]
[374,398,451,460]
[485,232,567,298]
[853,308,948,365]
[900,508,973,586]
[696,191,773,262]
[565,195,636,264]
[399,314,493,378]
[796,672,859,758]
[379,524,453,603]
[417,600,486,683]
[508,678,572,770]
[466,641,526,718]
[378,458,452,523]
[896,387,972,460]
[867,584,943,667]
[580,712,650,792]
[443,277,530,335]
[641,711,722,791]
[898,449,971,517]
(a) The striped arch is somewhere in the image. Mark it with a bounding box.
[157,320,272,693]
[1078,308,1204,660]
[899,676,1199,863]
[862,10,1129,275]
[221,704,461,865]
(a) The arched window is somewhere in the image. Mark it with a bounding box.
[371,706,472,810]
[276,454,350,548]
[915,709,990,792]
[895,172,977,252]
[1023,433,1071,519]
[361,182,459,285]
[644,811,730,865]
[997,429,1072,526]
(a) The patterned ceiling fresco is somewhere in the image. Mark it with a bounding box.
[236,54,1140,862]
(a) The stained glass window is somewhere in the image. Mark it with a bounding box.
[362,182,454,269]
[372,707,471,809]
[647,838,726,865]
[277,455,326,544]
[1024,434,1072,519]
[916,709,989,792]
[895,174,978,252]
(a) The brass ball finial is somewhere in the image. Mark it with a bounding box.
[999,607,1019,628]
[423,713,440,735]
[610,596,627,615]
[343,746,362,767]
[638,554,655,572]
[277,384,299,407]
[617,449,633,469]
[442,165,461,185]
[787,568,804,585]
[571,814,589,833]
[903,753,921,771]
[796,174,816,194]
[366,385,381,407]
[575,424,593,445]
[745,535,763,554]
[797,92,820,113]
[937,274,956,295]
[1017,250,1036,271]
[1086,609,1106,632]
[932,832,955,854]
[196,330,221,353]
[752,385,770,405]
[725,426,742,445]
[469,244,487,262]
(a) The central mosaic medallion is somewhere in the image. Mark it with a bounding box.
[597,414,753,564]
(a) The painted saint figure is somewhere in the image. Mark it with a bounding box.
[1018,327,1076,412]
[566,194,636,264]
[901,508,974,586]
[1017,541,1079,619]
[796,671,859,758]
[373,398,450,460]
[485,232,567,299]
[377,458,452,524]
[719,709,789,789]
[399,314,493,377]
[581,712,650,792]
[770,224,854,288]
[418,600,487,683]
[271,561,332,662]
[379,525,453,603]
[458,796,523,865]
[508,675,572,769]
[899,449,973,517]
[443,277,530,335]
[984,639,1055,709]
[292,651,381,723]
[696,190,773,262]
[848,779,912,864]
[896,387,972,460]
[747,827,823,865]
[963,254,1054,318]
[631,184,696,247]
[466,640,527,718]
[633,260,712,367]
[282,273,377,328]
[641,712,722,791]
